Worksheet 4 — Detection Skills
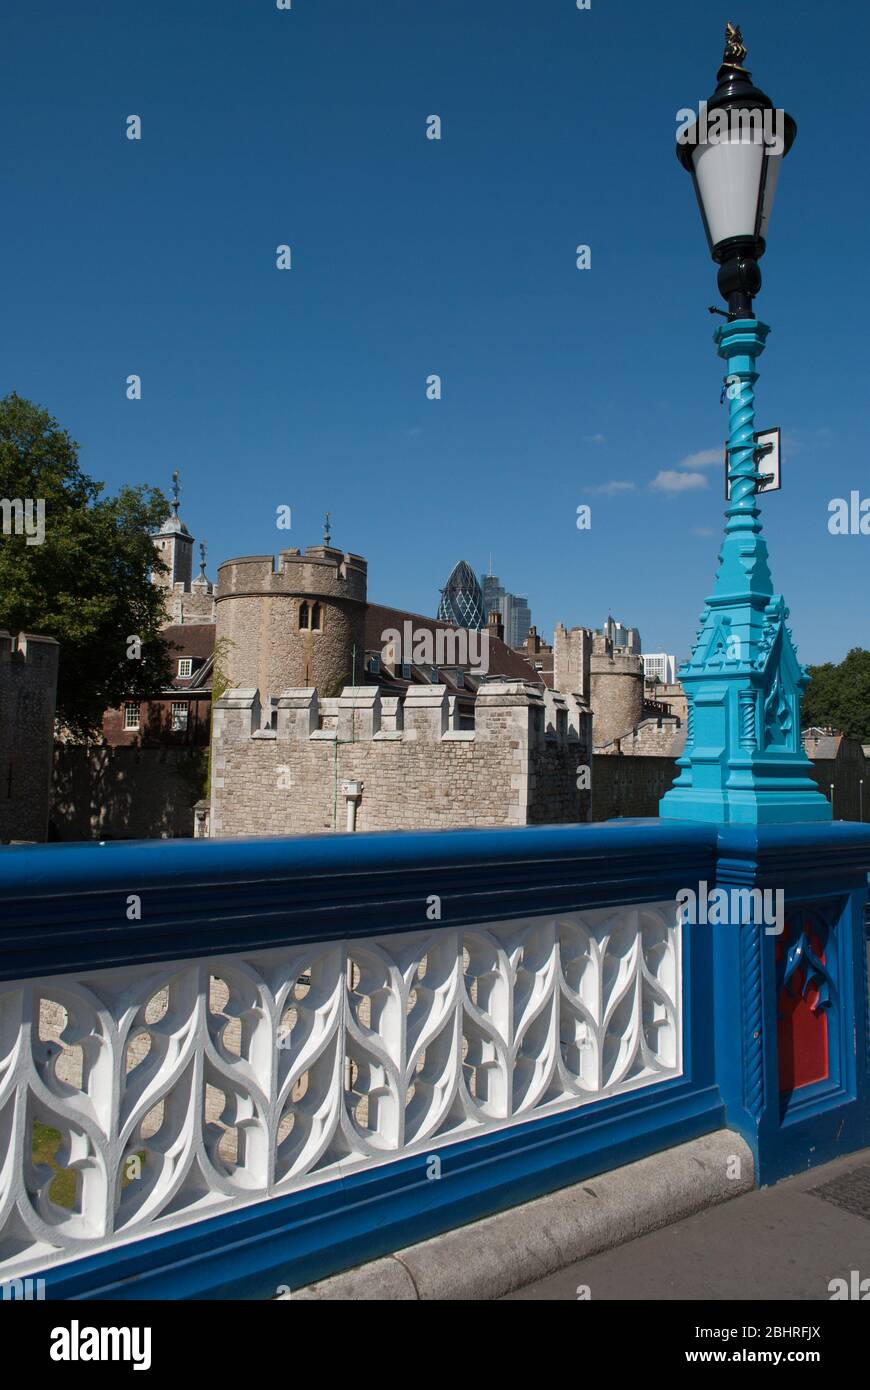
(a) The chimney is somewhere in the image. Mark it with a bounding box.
[487,609,504,643]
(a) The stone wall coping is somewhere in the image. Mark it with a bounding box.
[337,687,381,709]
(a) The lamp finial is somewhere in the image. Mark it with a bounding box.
[722,21,747,71]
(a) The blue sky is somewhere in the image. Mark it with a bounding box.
[3,0,867,665]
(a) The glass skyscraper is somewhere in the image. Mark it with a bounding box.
[437,561,486,629]
[480,569,532,648]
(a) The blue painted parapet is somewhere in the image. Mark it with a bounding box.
[713,821,870,1184]
[0,819,867,1298]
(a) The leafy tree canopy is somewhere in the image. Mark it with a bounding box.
[0,392,173,738]
[803,647,870,744]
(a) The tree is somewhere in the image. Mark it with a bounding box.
[802,648,870,743]
[0,393,173,738]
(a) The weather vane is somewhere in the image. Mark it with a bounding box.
[171,469,181,516]
[324,511,332,546]
[199,540,207,576]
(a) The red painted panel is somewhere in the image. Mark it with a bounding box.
[776,920,829,1094]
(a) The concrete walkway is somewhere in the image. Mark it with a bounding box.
[505,1146,870,1301]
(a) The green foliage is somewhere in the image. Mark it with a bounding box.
[803,648,870,743]
[0,393,173,738]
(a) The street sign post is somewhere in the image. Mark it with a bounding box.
[725,426,781,500]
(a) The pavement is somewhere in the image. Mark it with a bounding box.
[504,1145,870,1301]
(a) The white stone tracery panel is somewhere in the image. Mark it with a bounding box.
[0,903,681,1277]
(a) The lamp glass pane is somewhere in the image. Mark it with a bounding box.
[692,136,764,247]
[758,150,782,240]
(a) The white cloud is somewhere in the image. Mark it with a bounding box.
[691,525,715,537]
[677,447,722,470]
[583,433,607,444]
[589,480,636,496]
[651,470,709,493]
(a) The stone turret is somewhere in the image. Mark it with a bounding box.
[553,624,592,701]
[215,545,368,702]
[589,632,644,748]
[151,473,215,625]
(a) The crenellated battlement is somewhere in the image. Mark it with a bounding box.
[210,679,592,837]
[0,631,60,670]
[213,681,588,747]
[216,546,368,605]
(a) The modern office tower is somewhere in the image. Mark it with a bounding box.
[643,653,677,683]
[480,567,532,648]
[510,595,532,647]
[601,615,641,655]
[437,560,486,629]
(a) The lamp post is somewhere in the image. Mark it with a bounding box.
[660,25,830,826]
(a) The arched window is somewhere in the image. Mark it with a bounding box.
[311,602,321,630]
[299,601,309,630]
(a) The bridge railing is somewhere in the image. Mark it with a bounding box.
[0,820,868,1299]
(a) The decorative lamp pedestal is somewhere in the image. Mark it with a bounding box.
[660,319,831,825]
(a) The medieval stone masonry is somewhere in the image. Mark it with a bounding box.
[211,680,591,836]
[0,631,59,842]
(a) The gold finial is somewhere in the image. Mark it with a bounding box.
[723,21,747,69]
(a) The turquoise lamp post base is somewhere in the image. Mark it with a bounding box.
[660,319,831,826]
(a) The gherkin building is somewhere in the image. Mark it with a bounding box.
[437,560,486,630]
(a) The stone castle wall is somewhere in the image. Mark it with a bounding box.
[591,753,679,820]
[164,580,216,626]
[0,632,59,842]
[51,745,207,841]
[597,715,685,757]
[211,680,592,837]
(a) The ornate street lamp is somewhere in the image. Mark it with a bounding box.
[677,22,796,319]
[660,25,830,825]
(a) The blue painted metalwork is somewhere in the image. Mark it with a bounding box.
[3,817,869,1296]
[778,920,835,1014]
[0,821,717,981]
[713,822,870,1184]
[660,318,831,825]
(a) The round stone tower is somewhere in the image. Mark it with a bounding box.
[589,633,644,747]
[215,545,368,700]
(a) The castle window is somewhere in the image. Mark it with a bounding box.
[123,703,140,730]
[177,658,193,678]
[171,702,189,732]
[311,602,321,630]
[299,601,309,629]
[367,654,380,675]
